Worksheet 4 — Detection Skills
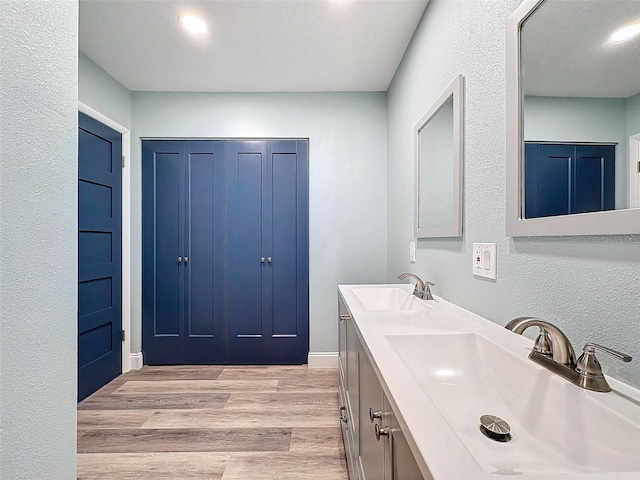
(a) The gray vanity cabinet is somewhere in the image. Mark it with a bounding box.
[338,293,428,480]
[383,395,426,480]
[339,297,361,479]
[359,342,385,480]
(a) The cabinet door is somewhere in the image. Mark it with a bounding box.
[359,342,384,480]
[383,394,427,480]
[338,297,348,384]
[346,318,360,451]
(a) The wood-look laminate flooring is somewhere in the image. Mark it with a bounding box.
[78,366,348,480]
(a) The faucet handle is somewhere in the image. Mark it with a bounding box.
[575,343,632,392]
[581,343,632,363]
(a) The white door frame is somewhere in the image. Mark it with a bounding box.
[630,133,640,209]
[78,101,132,374]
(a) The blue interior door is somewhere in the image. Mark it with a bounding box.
[266,141,309,364]
[78,112,122,401]
[142,141,183,364]
[184,141,226,363]
[226,141,268,364]
[226,140,309,365]
[142,140,225,364]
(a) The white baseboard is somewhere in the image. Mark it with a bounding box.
[307,352,339,369]
[130,352,143,370]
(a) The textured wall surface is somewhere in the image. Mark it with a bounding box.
[79,51,132,129]
[0,1,78,478]
[387,0,640,387]
[131,92,388,354]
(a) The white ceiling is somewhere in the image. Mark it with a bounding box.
[79,0,429,93]
[522,0,640,98]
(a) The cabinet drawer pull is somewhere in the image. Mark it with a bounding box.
[339,406,348,423]
[375,424,390,441]
[369,408,382,423]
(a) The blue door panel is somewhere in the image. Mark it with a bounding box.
[79,128,113,177]
[154,153,181,336]
[267,140,309,364]
[270,153,298,335]
[184,141,225,364]
[188,153,216,336]
[142,142,184,364]
[78,112,122,401]
[225,141,267,365]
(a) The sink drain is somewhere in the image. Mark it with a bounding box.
[479,415,512,442]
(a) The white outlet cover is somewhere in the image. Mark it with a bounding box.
[472,243,496,280]
[410,241,416,263]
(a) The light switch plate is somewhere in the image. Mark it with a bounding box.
[472,243,496,279]
[409,241,416,263]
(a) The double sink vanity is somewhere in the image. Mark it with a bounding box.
[337,283,640,480]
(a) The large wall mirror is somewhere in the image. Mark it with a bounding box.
[506,0,640,236]
[414,74,464,238]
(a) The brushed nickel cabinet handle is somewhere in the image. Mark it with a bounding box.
[375,424,390,441]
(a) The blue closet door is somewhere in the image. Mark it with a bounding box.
[266,141,309,364]
[225,141,268,364]
[78,112,122,401]
[142,141,184,364]
[184,141,226,363]
[226,140,309,365]
[142,140,226,364]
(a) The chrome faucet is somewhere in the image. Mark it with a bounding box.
[397,273,434,300]
[505,317,632,392]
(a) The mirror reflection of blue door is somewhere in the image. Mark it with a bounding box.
[525,142,615,219]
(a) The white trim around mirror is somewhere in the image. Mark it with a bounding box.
[414,74,464,238]
[506,0,640,236]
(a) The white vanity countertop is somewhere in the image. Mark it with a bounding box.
[338,284,640,480]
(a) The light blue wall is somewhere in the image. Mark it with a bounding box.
[387,0,640,387]
[0,1,78,478]
[628,92,640,137]
[524,96,628,208]
[79,51,132,129]
[131,92,388,354]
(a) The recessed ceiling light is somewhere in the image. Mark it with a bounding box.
[181,15,207,35]
[608,23,640,44]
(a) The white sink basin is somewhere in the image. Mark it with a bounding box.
[387,333,640,477]
[352,286,432,311]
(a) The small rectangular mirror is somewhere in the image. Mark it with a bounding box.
[414,75,464,238]
[506,0,640,236]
